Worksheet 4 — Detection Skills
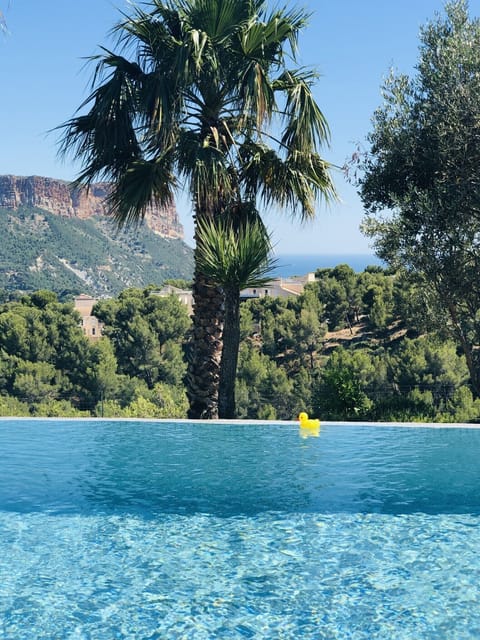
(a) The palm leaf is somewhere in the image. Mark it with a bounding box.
[239,141,337,219]
[276,68,331,150]
[106,155,177,227]
[196,215,277,289]
[182,0,250,41]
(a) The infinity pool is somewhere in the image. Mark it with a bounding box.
[1,419,480,639]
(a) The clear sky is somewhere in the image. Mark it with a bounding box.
[1,0,479,254]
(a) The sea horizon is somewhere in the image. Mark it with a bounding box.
[271,253,384,278]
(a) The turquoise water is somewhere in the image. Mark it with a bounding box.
[1,420,480,638]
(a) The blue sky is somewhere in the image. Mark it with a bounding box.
[1,0,478,254]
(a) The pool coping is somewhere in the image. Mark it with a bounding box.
[0,417,480,428]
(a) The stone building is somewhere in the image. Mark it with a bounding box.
[152,285,194,316]
[240,273,315,300]
[74,294,104,340]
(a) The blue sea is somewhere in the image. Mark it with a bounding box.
[272,253,384,277]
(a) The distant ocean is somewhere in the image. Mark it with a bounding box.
[272,253,384,278]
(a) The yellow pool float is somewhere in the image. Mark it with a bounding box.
[298,412,320,437]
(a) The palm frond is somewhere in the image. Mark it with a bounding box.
[106,155,176,227]
[239,141,337,219]
[58,0,335,232]
[253,5,310,59]
[234,6,309,126]
[177,129,234,210]
[276,68,331,150]
[182,0,250,41]
[196,215,277,289]
[114,4,179,59]
[238,59,276,128]
[279,150,337,218]
[58,53,143,185]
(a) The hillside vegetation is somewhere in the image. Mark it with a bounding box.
[0,206,194,297]
[0,265,478,423]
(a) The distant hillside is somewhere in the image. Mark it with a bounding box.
[0,174,184,239]
[0,205,194,297]
[0,174,194,297]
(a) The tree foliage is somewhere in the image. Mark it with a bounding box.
[358,0,480,394]
[0,288,190,417]
[94,288,190,389]
[0,261,477,423]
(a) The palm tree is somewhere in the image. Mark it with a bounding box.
[196,206,276,418]
[59,0,336,418]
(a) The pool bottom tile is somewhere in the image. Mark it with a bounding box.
[0,510,479,639]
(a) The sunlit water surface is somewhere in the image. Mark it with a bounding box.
[1,420,480,639]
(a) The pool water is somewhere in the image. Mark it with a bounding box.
[1,420,480,639]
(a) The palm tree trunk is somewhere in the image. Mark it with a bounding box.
[186,265,224,419]
[218,287,240,419]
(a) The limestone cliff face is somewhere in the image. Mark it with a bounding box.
[0,175,184,239]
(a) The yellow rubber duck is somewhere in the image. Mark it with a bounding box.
[298,412,320,428]
[298,412,320,437]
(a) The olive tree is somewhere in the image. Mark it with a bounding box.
[358,0,480,394]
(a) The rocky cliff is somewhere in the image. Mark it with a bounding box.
[0,175,184,239]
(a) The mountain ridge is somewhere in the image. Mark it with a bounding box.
[0,175,193,298]
[0,174,184,239]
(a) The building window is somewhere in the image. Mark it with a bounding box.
[91,327,96,336]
